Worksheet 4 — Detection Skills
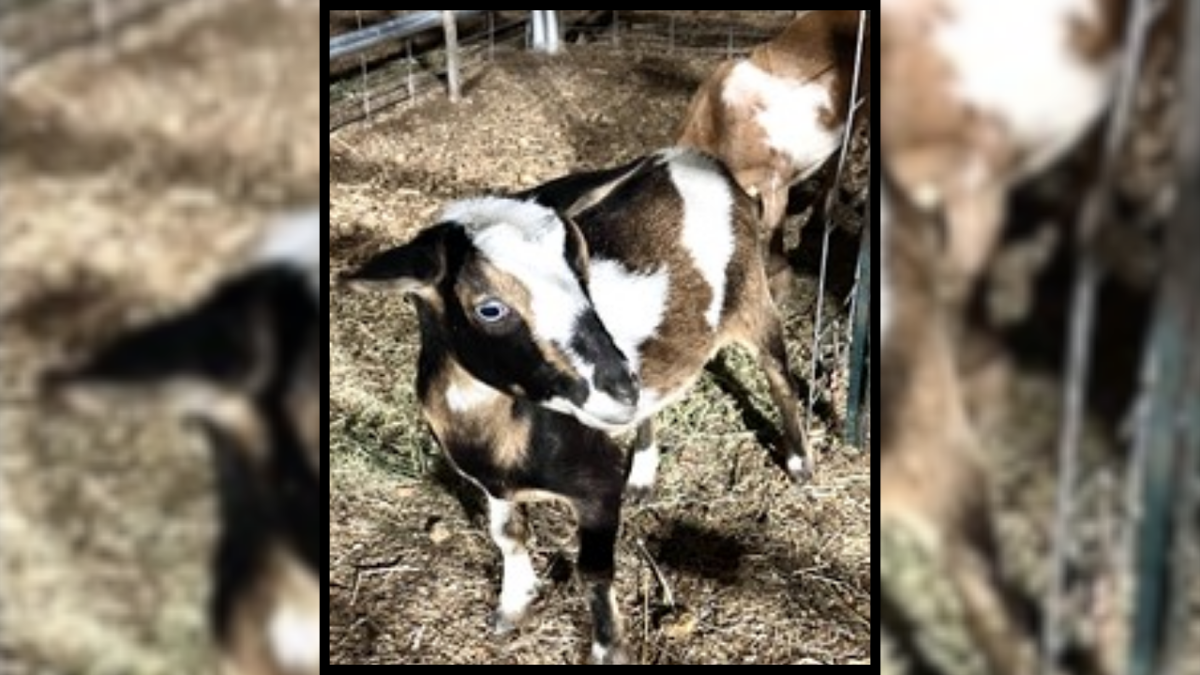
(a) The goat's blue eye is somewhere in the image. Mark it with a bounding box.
[474,299,510,323]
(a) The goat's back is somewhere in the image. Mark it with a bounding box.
[525,148,770,416]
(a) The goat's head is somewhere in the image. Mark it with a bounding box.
[341,196,642,430]
[41,256,320,484]
[39,209,322,674]
[39,209,322,510]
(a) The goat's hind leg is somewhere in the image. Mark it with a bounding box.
[485,495,540,634]
[754,317,813,484]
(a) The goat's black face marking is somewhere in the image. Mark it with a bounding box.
[570,309,639,408]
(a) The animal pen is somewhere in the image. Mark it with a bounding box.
[329,10,870,666]
[1,0,318,673]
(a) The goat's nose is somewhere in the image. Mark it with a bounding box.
[596,365,640,407]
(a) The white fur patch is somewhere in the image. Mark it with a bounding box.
[487,496,539,617]
[447,197,593,365]
[934,0,1116,180]
[268,602,319,671]
[254,208,320,295]
[588,259,670,375]
[668,152,736,329]
[543,391,637,432]
[445,377,500,413]
[786,453,808,480]
[591,643,613,664]
[724,61,843,180]
[626,442,660,492]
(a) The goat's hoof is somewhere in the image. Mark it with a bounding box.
[786,455,813,485]
[624,484,656,506]
[488,609,527,636]
[589,643,631,665]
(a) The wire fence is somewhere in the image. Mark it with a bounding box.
[327,11,790,132]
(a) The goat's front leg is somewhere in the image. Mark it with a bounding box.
[624,419,660,505]
[485,495,540,634]
[941,176,1006,312]
[574,491,627,665]
[761,184,796,304]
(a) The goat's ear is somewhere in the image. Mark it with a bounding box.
[38,268,296,411]
[562,216,590,285]
[338,223,450,295]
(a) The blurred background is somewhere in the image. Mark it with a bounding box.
[0,0,317,672]
[880,2,1200,674]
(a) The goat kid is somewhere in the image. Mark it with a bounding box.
[340,147,812,664]
[41,210,321,675]
[676,9,869,301]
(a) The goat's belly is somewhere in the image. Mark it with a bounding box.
[934,0,1118,180]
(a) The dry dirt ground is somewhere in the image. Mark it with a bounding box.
[328,14,872,667]
[0,1,318,673]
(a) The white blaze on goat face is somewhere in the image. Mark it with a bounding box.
[441,197,637,428]
[668,150,737,329]
[724,61,844,182]
[445,197,593,354]
[933,0,1117,181]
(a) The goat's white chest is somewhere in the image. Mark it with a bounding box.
[935,0,1117,180]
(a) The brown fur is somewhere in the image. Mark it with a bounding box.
[422,360,533,472]
[881,0,1126,308]
[882,180,1037,675]
[1070,0,1130,65]
[285,340,322,479]
[676,10,869,301]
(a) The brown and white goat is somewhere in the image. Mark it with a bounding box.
[340,147,812,664]
[881,0,1127,308]
[41,210,321,675]
[676,9,869,300]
